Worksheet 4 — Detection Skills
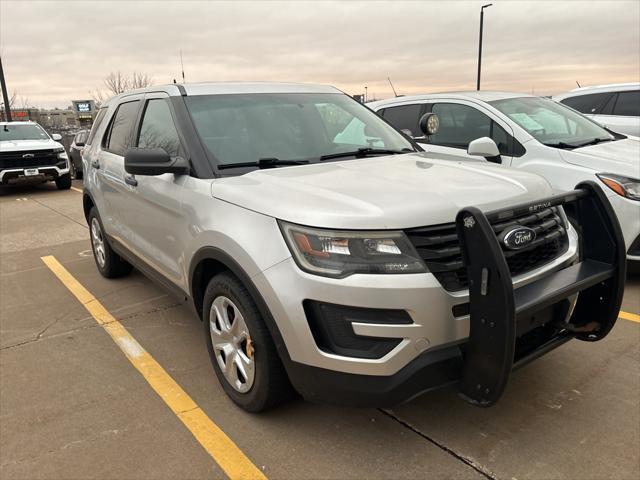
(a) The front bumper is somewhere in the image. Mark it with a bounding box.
[0,164,69,185]
[257,182,624,407]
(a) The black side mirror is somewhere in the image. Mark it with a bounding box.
[124,148,189,176]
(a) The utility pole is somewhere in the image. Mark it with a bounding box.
[364,86,368,102]
[0,56,12,122]
[476,3,492,91]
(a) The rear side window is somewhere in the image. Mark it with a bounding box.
[613,91,640,116]
[382,104,424,137]
[86,108,107,145]
[561,93,614,114]
[137,99,182,157]
[103,101,140,156]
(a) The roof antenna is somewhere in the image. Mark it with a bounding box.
[388,76,398,97]
[576,80,581,88]
[180,50,186,83]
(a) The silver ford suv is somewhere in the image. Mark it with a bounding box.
[82,82,625,412]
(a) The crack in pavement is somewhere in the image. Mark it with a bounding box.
[28,197,88,230]
[379,408,499,480]
[0,428,129,469]
[0,300,183,352]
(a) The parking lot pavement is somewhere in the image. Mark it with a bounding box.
[1,181,638,480]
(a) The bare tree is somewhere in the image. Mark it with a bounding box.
[92,71,154,103]
[0,90,17,110]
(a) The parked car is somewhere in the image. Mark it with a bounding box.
[82,83,625,412]
[68,129,89,179]
[369,92,640,262]
[553,83,640,137]
[0,121,72,189]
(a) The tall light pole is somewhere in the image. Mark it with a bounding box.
[0,56,12,122]
[476,3,492,91]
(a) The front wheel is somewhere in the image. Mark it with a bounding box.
[55,173,72,190]
[203,272,292,412]
[88,207,132,278]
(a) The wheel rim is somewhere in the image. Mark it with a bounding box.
[209,296,256,393]
[90,218,106,268]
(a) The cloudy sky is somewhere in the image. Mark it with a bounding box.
[1,0,638,108]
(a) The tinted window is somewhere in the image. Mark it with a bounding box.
[561,93,614,114]
[87,108,107,145]
[428,103,511,155]
[137,99,182,157]
[613,90,640,116]
[382,104,423,136]
[105,101,140,155]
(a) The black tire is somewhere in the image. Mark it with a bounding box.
[55,173,72,190]
[88,207,132,278]
[203,272,292,412]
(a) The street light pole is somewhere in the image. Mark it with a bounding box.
[476,3,492,91]
[0,56,12,122]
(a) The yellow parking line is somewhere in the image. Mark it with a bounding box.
[70,186,83,193]
[620,310,640,323]
[41,255,267,480]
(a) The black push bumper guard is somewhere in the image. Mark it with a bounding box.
[455,181,625,406]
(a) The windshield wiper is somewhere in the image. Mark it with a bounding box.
[319,147,413,161]
[545,137,613,150]
[218,158,309,170]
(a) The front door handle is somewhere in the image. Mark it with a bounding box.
[125,175,138,187]
[91,160,100,169]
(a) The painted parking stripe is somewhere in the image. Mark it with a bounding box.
[620,310,640,323]
[41,255,267,480]
[70,186,83,193]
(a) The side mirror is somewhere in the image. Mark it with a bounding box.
[467,137,501,162]
[124,148,189,176]
[418,113,440,136]
[51,133,62,141]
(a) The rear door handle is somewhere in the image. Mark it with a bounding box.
[125,175,138,187]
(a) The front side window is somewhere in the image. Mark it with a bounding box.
[561,92,615,114]
[427,103,511,155]
[86,108,107,145]
[491,96,614,148]
[104,101,140,156]
[382,104,424,137]
[137,99,182,157]
[0,124,50,141]
[613,90,640,116]
[185,93,414,168]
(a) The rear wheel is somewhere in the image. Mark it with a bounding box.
[55,173,72,190]
[88,207,132,278]
[203,272,292,412]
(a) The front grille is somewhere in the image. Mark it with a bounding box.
[406,207,569,291]
[0,149,59,169]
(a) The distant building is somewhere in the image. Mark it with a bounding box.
[1,99,96,130]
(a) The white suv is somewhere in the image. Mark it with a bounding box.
[369,92,640,262]
[0,121,72,189]
[553,83,640,137]
[82,83,625,412]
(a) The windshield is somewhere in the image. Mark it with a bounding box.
[185,93,415,168]
[489,97,614,147]
[0,124,51,142]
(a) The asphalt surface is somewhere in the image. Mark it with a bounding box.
[1,180,638,480]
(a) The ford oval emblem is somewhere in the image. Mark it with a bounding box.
[501,226,536,250]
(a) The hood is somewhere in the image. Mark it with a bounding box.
[561,137,640,179]
[0,138,62,152]
[211,152,553,229]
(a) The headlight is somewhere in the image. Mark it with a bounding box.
[597,173,640,201]
[280,222,427,278]
[57,151,68,160]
